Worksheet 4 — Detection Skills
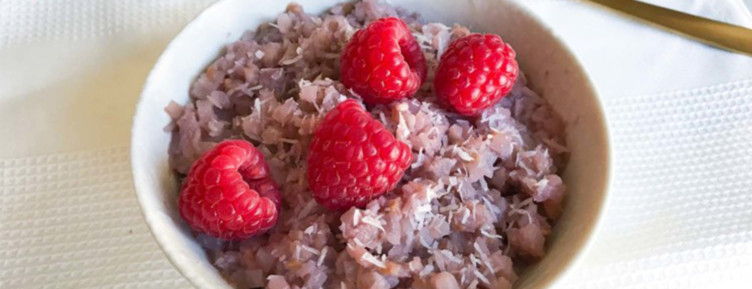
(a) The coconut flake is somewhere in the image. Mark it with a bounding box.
[461,208,470,224]
[441,250,462,263]
[473,270,490,285]
[362,253,387,269]
[294,244,302,260]
[301,245,321,256]
[454,146,475,161]
[353,209,362,226]
[318,247,328,266]
[473,242,484,256]
[480,229,503,240]
[419,264,435,277]
[469,254,479,266]
[361,216,385,232]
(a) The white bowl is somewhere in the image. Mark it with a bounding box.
[131,0,611,288]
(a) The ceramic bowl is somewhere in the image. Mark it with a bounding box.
[131,0,611,288]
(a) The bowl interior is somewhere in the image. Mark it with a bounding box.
[131,0,610,288]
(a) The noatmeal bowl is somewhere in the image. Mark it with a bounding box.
[131,0,611,288]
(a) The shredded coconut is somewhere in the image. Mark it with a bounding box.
[362,253,387,269]
[361,216,385,232]
[473,270,490,285]
[301,245,320,256]
[318,247,327,266]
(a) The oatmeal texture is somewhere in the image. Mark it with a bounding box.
[165,0,568,288]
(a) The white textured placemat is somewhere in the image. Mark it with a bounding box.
[1,0,751,288]
[0,147,191,288]
[559,79,752,289]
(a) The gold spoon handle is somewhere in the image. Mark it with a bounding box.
[586,0,752,56]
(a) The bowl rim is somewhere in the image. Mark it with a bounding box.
[130,0,613,288]
[131,0,236,287]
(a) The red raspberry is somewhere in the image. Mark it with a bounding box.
[178,140,281,240]
[340,17,427,105]
[434,33,519,116]
[307,100,412,210]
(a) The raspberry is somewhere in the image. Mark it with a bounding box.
[434,33,519,116]
[307,100,412,210]
[340,17,427,105]
[178,140,281,240]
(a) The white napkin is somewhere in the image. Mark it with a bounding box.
[1,0,751,288]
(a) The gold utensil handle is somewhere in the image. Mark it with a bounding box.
[587,0,752,56]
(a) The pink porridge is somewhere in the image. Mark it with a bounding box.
[165,0,568,288]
